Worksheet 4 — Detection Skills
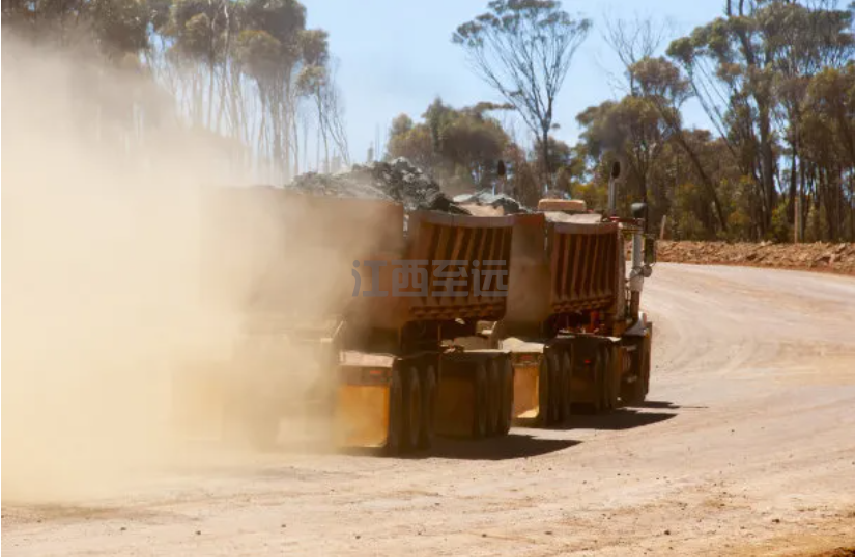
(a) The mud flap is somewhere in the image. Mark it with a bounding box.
[337,385,390,448]
[569,335,621,413]
[620,321,653,405]
[511,356,540,420]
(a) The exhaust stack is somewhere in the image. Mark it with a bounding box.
[607,161,621,217]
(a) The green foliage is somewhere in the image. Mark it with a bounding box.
[243,0,306,47]
[453,0,591,186]
[89,0,152,54]
[388,98,510,190]
[300,29,329,67]
[663,0,854,240]
[389,114,414,139]
[770,201,792,243]
[166,0,232,62]
[3,0,853,240]
[576,94,672,203]
[235,30,283,83]
[1,0,350,180]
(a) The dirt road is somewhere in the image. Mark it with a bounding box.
[3,264,854,556]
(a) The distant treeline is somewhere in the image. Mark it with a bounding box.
[390,1,855,242]
[3,0,853,241]
[2,0,349,184]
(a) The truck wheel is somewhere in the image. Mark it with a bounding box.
[599,346,609,411]
[621,342,649,405]
[486,359,501,437]
[386,368,404,456]
[603,346,618,411]
[620,376,644,405]
[404,366,422,451]
[497,358,513,436]
[473,363,488,438]
[548,352,562,424]
[577,356,603,415]
[418,364,437,450]
[644,323,653,397]
[642,344,651,397]
[561,351,573,420]
[537,358,550,426]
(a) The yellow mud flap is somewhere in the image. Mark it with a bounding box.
[513,363,540,419]
[337,385,390,448]
[435,374,476,438]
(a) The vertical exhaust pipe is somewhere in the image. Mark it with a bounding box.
[607,161,620,217]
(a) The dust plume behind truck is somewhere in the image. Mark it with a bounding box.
[174,186,518,454]
[173,157,657,455]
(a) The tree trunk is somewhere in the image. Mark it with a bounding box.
[758,101,776,235]
[798,160,804,242]
[639,165,649,204]
[673,130,728,234]
[541,126,550,195]
[283,80,292,181]
[787,137,797,228]
[292,112,299,177]
[850,166,856,242]
[206,60,215,130]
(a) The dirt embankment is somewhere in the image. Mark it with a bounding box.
[653,241,855,275]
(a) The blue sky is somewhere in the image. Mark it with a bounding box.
[304,0,725,162]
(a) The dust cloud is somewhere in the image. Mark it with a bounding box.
[1,39,379,502]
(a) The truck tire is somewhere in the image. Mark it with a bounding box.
[603,346,619,411]
[620,376,645,405]
[561,351,573,420]
[497,358,513,436]
[537,358,551,426]
[548,351,562,424]
[418,364,437,450]
[620,341,648,406]
[473,363,488,438]
[575,355,603,415]
[403,366,422,451]
[386,368,404,456]
[486,359,501,436]
[642,337,652,398]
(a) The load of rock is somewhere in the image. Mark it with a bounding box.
[287,157,470,214]
[452,191,529,215]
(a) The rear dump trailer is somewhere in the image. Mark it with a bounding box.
[494,205,655,427]
[336,207,518,454]
[177,187,518,455]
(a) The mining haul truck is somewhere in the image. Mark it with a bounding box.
[176,186,518,455]
[174,161,655,454]
[492,163,657,426]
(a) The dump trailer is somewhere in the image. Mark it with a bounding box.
[492,167,656,426]
[175,186,518,454]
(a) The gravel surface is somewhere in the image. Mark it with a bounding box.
[3,264,854,557]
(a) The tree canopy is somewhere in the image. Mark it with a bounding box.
[453,0,591,191]
[388,98,511,193]
[2,0,349,183]
[4,0,853,242]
